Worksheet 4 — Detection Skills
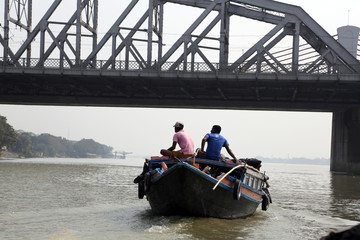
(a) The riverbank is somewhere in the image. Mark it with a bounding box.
[0,151,21,160]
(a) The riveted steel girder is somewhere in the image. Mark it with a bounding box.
[1,0,98,68]
[3,0,32,65]
[1,0,360,74]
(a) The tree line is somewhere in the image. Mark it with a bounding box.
[0,115,113,158]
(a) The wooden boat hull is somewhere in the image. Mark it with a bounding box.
[146,162,262,219]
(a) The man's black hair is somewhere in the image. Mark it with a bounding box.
[175,124,184,130]
[212,125,221,133]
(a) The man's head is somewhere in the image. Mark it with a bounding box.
[211,125,221,133]
[174,121,184,132]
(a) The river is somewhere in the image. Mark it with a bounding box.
[0,158,359,240]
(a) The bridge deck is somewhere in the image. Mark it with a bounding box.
[1,60,360,111]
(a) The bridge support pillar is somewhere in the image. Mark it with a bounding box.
[331,108,360,175]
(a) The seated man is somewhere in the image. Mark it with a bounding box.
[198,125,237,162]
[160,121,194,159]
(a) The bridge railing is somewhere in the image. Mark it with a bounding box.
[0,57,341,75]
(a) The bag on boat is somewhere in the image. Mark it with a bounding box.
[246,158,262,170]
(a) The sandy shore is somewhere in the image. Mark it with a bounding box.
[0,151,21,160]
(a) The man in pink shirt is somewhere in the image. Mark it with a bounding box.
[160,121,194,159]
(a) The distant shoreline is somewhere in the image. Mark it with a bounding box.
[0,151,22,160]
[1,152,330,165]
[260,157,330,165]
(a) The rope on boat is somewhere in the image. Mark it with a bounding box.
[212,164,244,191]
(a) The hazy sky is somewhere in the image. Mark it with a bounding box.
[0,105,332,159]
[1,0,359,159]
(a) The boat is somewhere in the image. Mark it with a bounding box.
[134,156,272,219]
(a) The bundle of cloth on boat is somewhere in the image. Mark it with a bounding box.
[243,158,262,170]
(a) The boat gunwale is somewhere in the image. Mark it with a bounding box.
[149,161,264,203]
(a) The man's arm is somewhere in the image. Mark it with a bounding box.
[160,141,177,156]
[224,145,237,161]
[201,136,208,152]
[168,141,177,151]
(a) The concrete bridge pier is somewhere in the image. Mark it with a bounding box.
[331,108,360,175]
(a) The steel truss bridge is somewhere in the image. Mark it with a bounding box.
[1,0,360,174]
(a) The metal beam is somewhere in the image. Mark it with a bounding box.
[158,0,220,67]
[1,0,360,76]
[219,0,229,67]
[3,0,10,62]
[229,18,289,71]
[82,0,139,67]
[13,0,62,63]
[39,0,96,67]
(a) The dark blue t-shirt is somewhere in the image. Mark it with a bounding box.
[205,133,229,160]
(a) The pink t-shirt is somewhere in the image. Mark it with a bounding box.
[173,130,194,155]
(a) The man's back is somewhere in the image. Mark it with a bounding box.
[205,133,228,160]
[174,130,194,155]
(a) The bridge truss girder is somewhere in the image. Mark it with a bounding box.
[2,0,98,68]
[82,0,165,71]
[1,0,359,75]
[161,0,360,74]
[2,0,32,66]
[80,0,360,74]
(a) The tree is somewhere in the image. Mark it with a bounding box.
[1,118,114,158]
[11,132,33,157]
[0,115,17,155]
[31,134,67,157]
[73,139,113,158]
